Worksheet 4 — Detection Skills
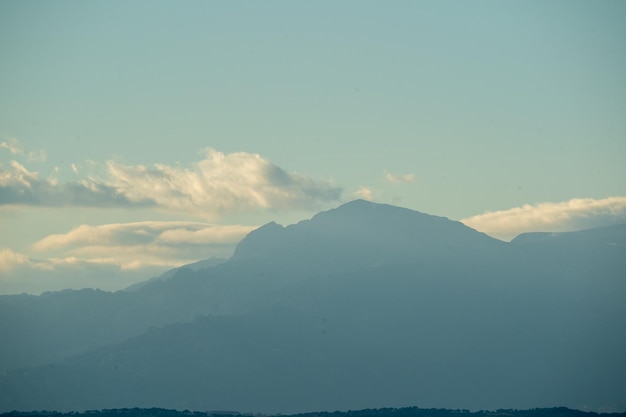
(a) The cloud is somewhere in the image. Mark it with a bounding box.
[0,148,342,217]
[0,138,22,155]
[0,248,33,272]
[0,249,88,273]
[0,161,142,207]
[0,220,259,294]
[461,196,626,241]
[384,171,416,184]
[0,247,177,295]
[354,186,374,201]
[156,225,255,245]
[104,148,342,216]
[32,221,257,266]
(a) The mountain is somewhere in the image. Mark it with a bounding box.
[1,200,625,413]
[122,257,228,292]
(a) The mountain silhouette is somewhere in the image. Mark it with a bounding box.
[1,200,625,413]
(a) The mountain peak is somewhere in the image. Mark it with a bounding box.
[328,198,411,213]
[232,200,503,262]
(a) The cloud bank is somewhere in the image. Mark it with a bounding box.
[0,148,342,217]
[0,221,258,294]
[461,196,626,241]
[31,221,257,269]
[0,247,176,295]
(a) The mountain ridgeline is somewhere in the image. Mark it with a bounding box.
[1,200,625,413]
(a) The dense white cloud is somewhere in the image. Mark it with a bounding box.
[0,148,342,217]
[461,196,626,241]
[104,148,342,215]
[384,171,416,184]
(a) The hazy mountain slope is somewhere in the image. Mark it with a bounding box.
[1,200,624,412]
[2,257,624,412]
[511,223,626,247]
[122,257,228,292]
[0,261,230,373]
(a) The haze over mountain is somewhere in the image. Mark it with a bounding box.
[1,200,625,413]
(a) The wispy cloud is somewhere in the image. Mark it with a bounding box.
[0,136,47,162]
[461,196,626,241]
[0,138,22,155]
[0,248,89,273]
[0,148,342,217]
[384,171,416,184]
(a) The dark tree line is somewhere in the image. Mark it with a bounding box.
[2,407,625,417]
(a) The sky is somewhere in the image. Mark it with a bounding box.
[1,0,625,294]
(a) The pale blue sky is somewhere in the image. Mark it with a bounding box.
[1,1,625,293]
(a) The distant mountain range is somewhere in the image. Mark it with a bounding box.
[1,200,625,413]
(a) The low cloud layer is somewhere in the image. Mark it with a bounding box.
[0,247,176,294]
[31,221,257,269]
[0,221,258,294]
[0,148,342,217]
[461,196,626,241]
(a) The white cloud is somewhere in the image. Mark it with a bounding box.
[0,161,39,187]
[156,225,255,245]
[384,171,416,184]
[354,186,374,201]
[0,148,342,217]
[461,196,626,241]
[1,221,259,294]
[0,247,174,295]
[32,221,256,264]
[0,160,138,207]
[0,248,32,272]
[104,148,341,216]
